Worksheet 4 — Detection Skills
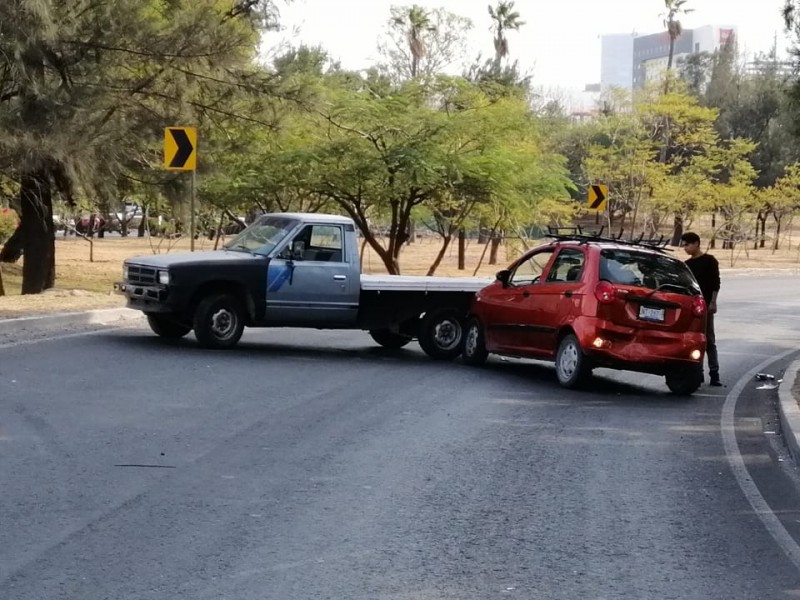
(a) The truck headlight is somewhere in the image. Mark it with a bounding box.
[158,270,170,285]
[123,265,129,281]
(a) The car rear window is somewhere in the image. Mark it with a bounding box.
[599,249,700,295]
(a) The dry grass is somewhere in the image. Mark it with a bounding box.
[2,224,800,318]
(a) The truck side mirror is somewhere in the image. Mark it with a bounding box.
[291,240,305,261]
[496,269,511,288]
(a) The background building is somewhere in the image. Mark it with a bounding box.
[599,25,737,91]
[600,33,637,91]
[633,25,737,88]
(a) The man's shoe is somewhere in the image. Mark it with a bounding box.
[709,375,722,387]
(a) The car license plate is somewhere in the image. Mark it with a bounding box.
[639,305,665,322]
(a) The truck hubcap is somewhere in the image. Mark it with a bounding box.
[211,308,237,339]
[434,318,461,351]
[558,341,579,380]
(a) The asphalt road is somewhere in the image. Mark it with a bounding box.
[3,275,800,599]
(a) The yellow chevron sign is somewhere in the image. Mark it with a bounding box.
[164,127,197,171]
[587,184,608,211]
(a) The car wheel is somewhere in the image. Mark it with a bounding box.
[418,309,464,360]
[193,293,245,349]
[555,333,592,388]
[462,318,488,366]
[146,314,192,339]
[665,366,703,396]
[369,329,412,349]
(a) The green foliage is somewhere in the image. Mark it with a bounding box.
[0,208,18,244]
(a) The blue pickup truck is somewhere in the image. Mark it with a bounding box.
[116,212,490,359]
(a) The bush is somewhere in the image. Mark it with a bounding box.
[0,208,18,245]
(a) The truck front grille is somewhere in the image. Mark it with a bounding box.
[127,264,157,285]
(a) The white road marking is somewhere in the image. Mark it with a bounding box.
[721,347,800,571]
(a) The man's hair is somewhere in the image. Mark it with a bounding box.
[680,232,701,245]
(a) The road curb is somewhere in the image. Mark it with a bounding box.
[778,359,800,464]
[0,307,144,336]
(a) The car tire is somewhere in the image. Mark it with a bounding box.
[146,314,192,339]
[665,366,703,396]
[369,329,412,349]
[418,309,464,361]
[462,317,488,366]
[192,293,245,349]
[555,333,592,388]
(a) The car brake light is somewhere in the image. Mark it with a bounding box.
[594,280,616,304]
[691,296,706,317]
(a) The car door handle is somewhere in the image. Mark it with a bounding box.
[333,275,347,281]
[522,290,530,298]
[564,291,573,298]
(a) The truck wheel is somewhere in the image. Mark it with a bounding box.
[193,293,245,349]
[146,314,192,339]
[555,333,592,388]
[665,366,703,396]
[462,317,488,366]
[418,309,464,361]
[369,329,412,349]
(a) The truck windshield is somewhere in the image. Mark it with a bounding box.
[599,248,701,295]
[224,216,298,255]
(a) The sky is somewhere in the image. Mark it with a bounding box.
[262,0,794,102]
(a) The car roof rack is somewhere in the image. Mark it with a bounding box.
[546,226,673,252]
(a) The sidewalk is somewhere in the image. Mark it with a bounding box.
[0,307,143,344]
[779,360,800,464]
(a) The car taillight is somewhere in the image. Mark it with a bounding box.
[691,296,706,317]
[594,281,616,304]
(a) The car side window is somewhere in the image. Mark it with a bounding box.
[546,248,586,283]
[510,249,555,286]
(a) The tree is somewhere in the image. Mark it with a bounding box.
[0,0,287,294]
[277,76,572,275]
[378,6,472,82]
[488,1,525,66]
[662,0,693,77]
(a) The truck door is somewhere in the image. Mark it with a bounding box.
[264,223,359,326]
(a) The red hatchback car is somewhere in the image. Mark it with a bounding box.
[462,231,708,395]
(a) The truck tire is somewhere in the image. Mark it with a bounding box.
[462,317,488,366]
[665,366,703,396]
[146,314,192,339]
[193,293,245,349]
[418,309,464,361]
[555,333,592,388]
[369,329,412,349]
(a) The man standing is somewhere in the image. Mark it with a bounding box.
[680,232,721,386]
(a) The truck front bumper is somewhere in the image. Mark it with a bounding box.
[114,281,173,313]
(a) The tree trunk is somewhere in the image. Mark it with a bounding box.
[458,228,465,271]
[0,226,24,262]
[427,235,452,276]
[0,265,5,296]
[774,215,782,252]
[489,233,502,265]
[670,214,684,247]
[19,169,56,294]
[710,212,716,249]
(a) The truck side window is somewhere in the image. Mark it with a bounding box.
[289,225,344,262]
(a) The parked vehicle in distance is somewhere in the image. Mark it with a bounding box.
[462,228,707,395]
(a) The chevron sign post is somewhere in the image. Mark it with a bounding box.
[164,127,198,250]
